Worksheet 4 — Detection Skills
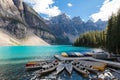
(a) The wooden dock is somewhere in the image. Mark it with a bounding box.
[54,55,120,69]
[54,55,93,60]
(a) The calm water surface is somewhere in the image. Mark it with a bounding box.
[0,45,93,80]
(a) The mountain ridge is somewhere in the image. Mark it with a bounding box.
[46,13,107,43]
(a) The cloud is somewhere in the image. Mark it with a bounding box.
[24,0,61,17]
[67,3,73,7]
[90,0,120,22]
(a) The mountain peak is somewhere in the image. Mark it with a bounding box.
[72,16,82,21]
[96,19,106,23]
[50,13,71,24]
[58,13,70,19]
[87,19,94,23]
[72,16,83,24]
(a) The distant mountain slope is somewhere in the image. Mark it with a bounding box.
[0,0,55,45]
[0,29,49,46]
[20,34,49,46]
[47,13,107,43]
[0,30,20,46]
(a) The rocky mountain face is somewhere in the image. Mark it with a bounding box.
[0,0,26,39]
[0,0,55,44]
[22,3,55,43]
[47,14,107,43]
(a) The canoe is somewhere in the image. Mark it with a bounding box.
[35,63,58,76]
[62,52,83,57]
[61,52,68,57]
[56,62,65,74]
[25,61,47,70]
[85,67,98,74]
[26,60,59,70]
[26,64,42,70]
[67,52,78,57]
[73,60,107,71]
[79,63,98,74]
[72,60,98,74]
[65,62,73,75]
[73,65,89,77]
[41,65,57,75]
[74,52,84,57]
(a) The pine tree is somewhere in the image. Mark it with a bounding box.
[116,10,120,54]
[106,15,113,52]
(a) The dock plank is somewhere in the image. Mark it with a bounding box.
[54,55,120,68]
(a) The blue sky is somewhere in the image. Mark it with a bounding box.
[24,0,120,22]
[53,0,104,21]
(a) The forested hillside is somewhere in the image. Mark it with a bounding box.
[74,10,120,54]
[74,31,106,48]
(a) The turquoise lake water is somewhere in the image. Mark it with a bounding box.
[0,45,92,64]
[0,45,92,80]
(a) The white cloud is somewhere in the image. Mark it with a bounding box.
[90,0,120,22]
[24,0,61,17]
[103,0,110,4]
[67,3,73,7]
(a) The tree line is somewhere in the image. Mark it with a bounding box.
[74,10,120,54]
